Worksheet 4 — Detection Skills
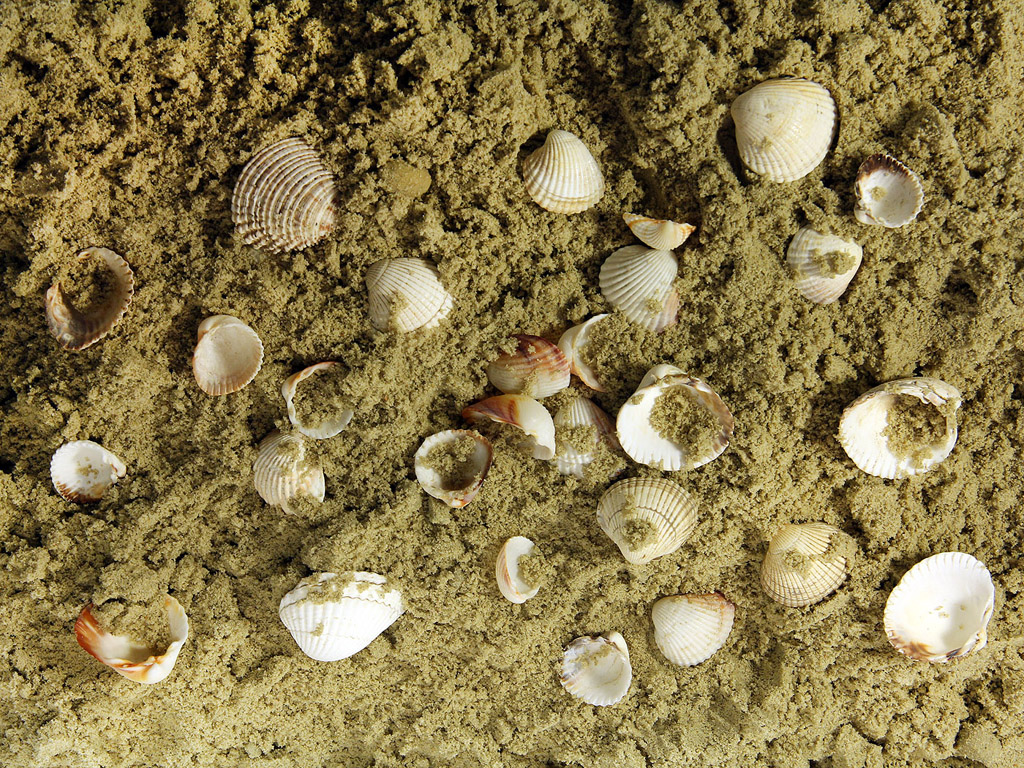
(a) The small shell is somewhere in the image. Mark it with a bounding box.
[652,593,735,667]
[281,362,354,439]
[560,632,631,706]
[622,213,695,251]
[495,536,541,603]
[278,572,404,662]
[231,137,338,254]
[551,397,619,478]
[365,257,454,333]
[760,523,851,608]
[413,429,493,507]
[45,247,135,351]
[596,477,698,565]
[192,315,264,396]
[557,315,608,391]
[462,394,556,460]
[838,377,960,479]
[599,246,679,333]
[50,440,127,503]
[854,154,924,228]
[522,129,605,214]
[253,430,325,514]
[786,227,863,305]
[883,552,995,663]
[731,78,837,183]
[486,335,570,398]
[75,596,189,684]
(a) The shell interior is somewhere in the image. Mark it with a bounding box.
[522,129,605,214]
[560,632,631,706]
[596,477,698,565]
[413,429,493,507]
[486,335,570,399]
[622,213,695,251]
[495,536,540,603]
[854,154,924,228]
[50,440,127,503]
[760,522,850,607]
[652,593,735,667]
[365,257,454,333]
[556,315,608,391]
[45,247,135,351]
[599,245,679,333]
[192,315,264,396]
[253,429,326,514]
[461,394,556,460]
[786,227,863,305]
[281,362,354,439]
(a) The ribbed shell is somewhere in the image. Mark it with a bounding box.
[599,246,679,333]
[652,593,735,667]
[597,477,698,565]
[365,257,453,333]
[760,523,850,607]
[560,632,631,706]
[486,335,570,398]
[253,430,325,514]
[462,394,556,460]
[281,362,354,439]
[854,154,925,228]
[192,315,264,396]
[557,315,608,391]
[50,440,127,503]
[45,247,135,351]
[622,214,695,251]
[551,397,619,478]
[522,130,605,214]
[413,429,493,508]
[495,536,540,604]
[786,227,863,304]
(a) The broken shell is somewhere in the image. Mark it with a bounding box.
[560,631,631,706]
[760,522,851,607]
[622,213,695,251]
[599,245,679,333]
[854,154,924,228]
[253,429,325,514]
[787,227,863,304]
[838,377,960,479]
[486,335,570,398]
[413,429,493,507]
[883,552,995,663]
[192,315,264,396]
[557,315,608,392]
[652,593,735,667]
[281,362,354,439]
[596,477,698,565]
[278,572,404,662]
[495,536,541,604]
[365,257,453,333]
[75,596,189,684]
[731,77,836,183]
[50,440,127,503]
[45,246,135,351]
[551,397,619,478]
[462,394,556,460]
[522,129,605,214]
[231,137,338,254]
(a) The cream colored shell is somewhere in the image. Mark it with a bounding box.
[495,536,541,604]
[551,397,619,478]
[652,593,735,667]
[622,214,695,251]
[50,440,127,503]
[560,631,631,706]
[522,129,605,214]
[192,315,264,396]
[596,477,698,565]
[281,362,354,439]
[855,154,924,228]
[413,429,493,508]
[486,335,570,398]
[253,429,325,514]
[760,523,850,607]
[599,245,679,333]
[787,227,863,304]
[365,257,453,333]
[46,247,135,351]
[462,394,556,460]
[557,315,608,391]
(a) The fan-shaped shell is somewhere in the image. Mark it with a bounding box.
[281,362,354,439]
[652,593,735,667]
[760,523,852,607]
[253,430,325,514]
[597,477,698,565]
[365,257,453,333]
[551,397,619,478]
[462,394,556,460]
[854,154,924,228]
[486,335,570,398]
[560,632,631,706]
[45,247,135,351]
[557,315,608,391]
[413,429,493,507]
[192,315,264,396]
[50,440,127,503]
[495,536,541,604]
[622,213,695,251]
[786,227,863,304]
[522,129,605,214]
[599,245,679,333]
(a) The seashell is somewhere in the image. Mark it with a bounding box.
[637,363,685,390]
[495,536,541,603]
[253,429,325,514]
[622,213,695,251]
[786,227,863,304]
[192,315,264,396]
[486,335,570,398]
[365,257,453,333]
[551,397,619,478]
[50,440,127,503]
[652,593,735,667]
[854,154,924,228]
[560,631,631,706]
[838,377,960,479]
[731,77,837,183]
[279,572,404,662]
[413,429,493,507]
[760,522,851,607]
[522,129,605,214]
[616,369,734,471]
[231,137,338,254]
[596,477,698,564]
[883,552,995,663]
[462,394,556,460]
[45,246,135,351]
[557,315,608,391]
[281,362,354,439]
[599,246,679,333]
[75,596,189,684]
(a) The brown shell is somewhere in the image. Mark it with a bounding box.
[486,335,570,398]
[45,247,135,351]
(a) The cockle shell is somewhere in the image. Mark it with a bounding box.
[75,596,189,684]
[838,377,960,479]
[279,572,404,662]
[622,213,695,251]
[652,593,735,667]
[854,154,924,228]
[462,394,556,460]
[557,315,608,392]
[192,315,264,396]
[596,477,698,565]
[760,523,851,608]
[486,335,570,398]
[413,429,493,507]
[551,397,619,478]
[731,77,836,183]
[495,536,541,604]
[281,362,354,439]
[253,430,325,514]
[883,552,995,663]
[560,632,631,706]
[522,129,605,214]
[45,246,134,351]
[786,227,863,304]
[50,440,127,503]
[599,245,679,333]
[231,137,338,254]
[365,257,453,333]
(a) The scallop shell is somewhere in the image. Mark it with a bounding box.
[596,477,698,565]
[50,440,127,503]
[599,246,679,333]
[622,213,695,251]
[253,429,325,514]
[75,596,189,684]
[413,429,493,507]
[486,335,570,398]
[854,154,924,228]
[786,227,863,304]
[551,397,619,478]
[281,362,354,439]
[45,247,135,351]
[495,536,541,604]
[192,315,264,396]
[652,593,735,667]
[365,257,453,333]
[560,632,631,706]
[883,552,995,663]
[462,394,556,460]
[838,377,960,479]
[231,137,338,254]
[278,572,404,662]
[522,129,605,214]
[731,78,836,183]
[760,523,851,608]
[557,315,608,392]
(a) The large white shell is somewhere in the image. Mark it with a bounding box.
[462,394,556,460]
[854,154,924,228]
[786,227,863,305]
[652,593,735,667]
[622,213,695,251]
[50,440,127,503]
[522,129,605,214]
[278,572,404,662]
[365,257,453,333]
[46,247,135,351]
[557,315,608,391]
[883,552,995,663]
[599,245,679,333]
[560,632,631,706]
[281,362,354,439]
[486,335,570,398]
[253,430,325,514]
[192,315,264,396]
[760,523,851,607]
[596,477,698,565]
[495,536,541,604]
[413,429,493,507]
[551,397,619,478]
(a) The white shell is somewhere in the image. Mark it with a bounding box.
[281,362,354,439]
[731,78,837,183]
[883,552,995,663]
[413,430,493,507]
[760,523,850,607]
[596,477,698,565]
[462,394,556,460]
[599,246,679,333]
[46,247,135,351]
[522,129,605,214]
[192,315,264,396]
[365,257,453,333]
[560,632,631,706]
[278,572,404,662]
[652,593,735,667]
[486,335,570,398]
[50,440,127,503]
[551,397,619,478]
[854,154,924,228]
[495,536,541,603]
[253,430,325,514]
[557,315,608,391]
[786,227,863,304]
[622,213,695,251]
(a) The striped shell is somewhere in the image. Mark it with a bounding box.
[486,335,570,398]
[551,397,619,478]
[623,214,695,251]
[599,246,679,333]
[787,227,863,304]
[413,429,493,508]
[45,247,134,351]
[596,477,698,565]
[192,315,264,396]
[365,257,453,333]
[854,154,925,228]
[281,362,354,439]
[495,536,541,604]
[652,593,735,667]
[253,430,325,514]
[522,129,605,214]
[760,523,851,607]
[50,440,126,503]
[560,632,631,706]
[557,315,609,392]
[462,394,556,460]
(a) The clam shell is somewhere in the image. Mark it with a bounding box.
[413,429,493,507]
[596,477,698,565]
[786,227,863,304]
[883,552,995,663]
[652,593,735,667]
[522,129,605,214]
[462,394,556,460]
[495,536,541,603]
[50,440,127,503]
[731,77,836,183]
[365,257,453,333]
[278,572,404,662]
[854,154,924,228]
[281,362,354,439]
[192,315,264,396]
[838,377,960,479]
[622,213,695,251]
[253,429,325,514]
[760,523,850,607]
[486,335,570,398]
[560,632,631,706]
[231,137,337,254]
[551,397,619,478]
[45,247,135,351]
[599,246,679,333]
[557,315,608,391]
